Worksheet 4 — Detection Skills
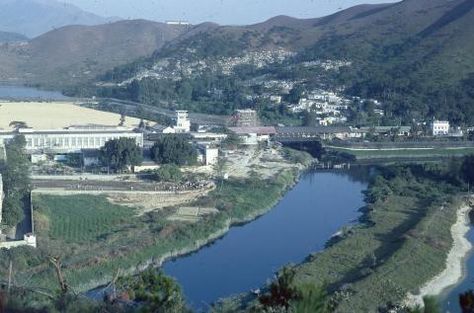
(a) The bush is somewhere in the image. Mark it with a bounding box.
[151,164,183,183]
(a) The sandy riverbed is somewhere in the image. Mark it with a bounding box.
[407,202,472,306]
[0,101,144,129]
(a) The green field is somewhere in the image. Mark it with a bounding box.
[328,146,474,160]
[34,195,135,243]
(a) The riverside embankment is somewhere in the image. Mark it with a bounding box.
[407,200,472,307]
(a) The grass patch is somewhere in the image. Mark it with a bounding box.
[34,195,135,243]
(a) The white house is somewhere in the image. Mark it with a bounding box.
[432,120,450,136]
[204,147,219,166]
[175,110,191,133]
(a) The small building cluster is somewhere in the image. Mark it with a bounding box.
[289,90,350,126]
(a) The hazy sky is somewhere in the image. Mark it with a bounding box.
[63,0,401,25]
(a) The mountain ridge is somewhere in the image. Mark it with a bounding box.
[0,0,119,38]
[91,0,474,123]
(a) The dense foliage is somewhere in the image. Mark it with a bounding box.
[150,135,197,166]
[0,135,30,226]
[99,138,143,172]
[116,269,189,313]
[151,164,183,183]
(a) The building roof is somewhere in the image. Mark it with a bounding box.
[276,126,353,135]
[0,127,141,136]
[359,126,411,132]
[228,127,277,135]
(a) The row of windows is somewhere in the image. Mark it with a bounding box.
[24,135,141,149]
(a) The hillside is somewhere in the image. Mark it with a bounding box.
[0,0,118,38]
[0,31,28,43]
[0,20,192,86]
[93,0,474,124]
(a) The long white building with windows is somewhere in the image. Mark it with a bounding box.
[0,125,144,154]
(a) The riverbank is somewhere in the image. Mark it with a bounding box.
[327,146,474,160]
[407,199,473,306]
[269,164,466,313]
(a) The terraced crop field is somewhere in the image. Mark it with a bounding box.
[35,195,136,243]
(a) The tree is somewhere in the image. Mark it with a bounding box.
[461,155,474,188]
[259,267,300,310]
[292,284,331,313]
[117,269,189,313]
[9,121,28,130]
[221,131,241,149]
[460,290,474,313]
[99,138,143,172]
[406,296,440,313]
[150,135,197,166]
[0,135,30,226]
[302,110,318,127]
[119,113,126,126]
[286,85,305,104]
[151,164,183,183]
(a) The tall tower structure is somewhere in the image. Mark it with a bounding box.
[175,110,191,133]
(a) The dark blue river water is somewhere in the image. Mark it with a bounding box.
[162,171,368,310]
[442,226,474,313]
[0,85,69,100]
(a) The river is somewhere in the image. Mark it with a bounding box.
[162,170,368,311]
[442,225,474,313]
[0,85,69,100]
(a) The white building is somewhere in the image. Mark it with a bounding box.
[0,126,144,154]
[270,95,282,104]
[204,146,219,166]
[175,110,191,133]
[432,120,450,136]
